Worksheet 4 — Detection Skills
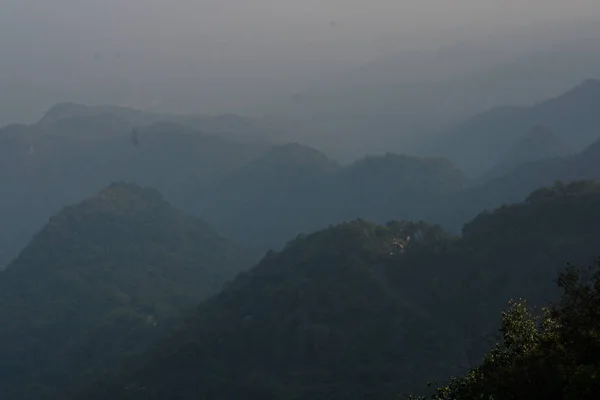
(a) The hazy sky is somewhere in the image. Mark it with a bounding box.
[1,0,600,121]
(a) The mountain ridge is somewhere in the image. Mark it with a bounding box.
[0,183,255,399]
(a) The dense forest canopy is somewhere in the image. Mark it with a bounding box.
[67,183,600,399]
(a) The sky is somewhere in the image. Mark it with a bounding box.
[1,0,600,122]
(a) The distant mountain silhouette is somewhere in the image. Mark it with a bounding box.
[432,79,600,176]
[197,149,468,252]
[434,136,600,230]
[39,102,276,142]
[0,114,270,267]
[196,143,342,249]
[0,183,254,399]
[482,125,573,180]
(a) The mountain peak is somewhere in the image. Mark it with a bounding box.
[39,103,92,124]
[92,182,168,212]
[0,184,253,398]
[259,143,341,172]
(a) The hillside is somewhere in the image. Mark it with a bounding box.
[482,125,573,180]
[0,183,254,399]
[432,79,600,176]
[196,150,467,251]
[331,153,469,222]
[436,137,600,230]
[0,116,269,267]
[77,220,462,400]
[78,182,600,399]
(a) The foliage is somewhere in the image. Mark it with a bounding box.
[418,260,600,400]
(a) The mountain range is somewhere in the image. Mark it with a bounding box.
[195,147,468,251]
[481,125,573,181]
[431,79,600,176]
[0,107,270,267]
[266,23,600,162]
[1,79,600,267]
[74,182,600,399]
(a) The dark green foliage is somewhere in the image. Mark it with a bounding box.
[420,261,600,400]
[0,183,254,399]
[76,220,461,400]
[76,187,600,400]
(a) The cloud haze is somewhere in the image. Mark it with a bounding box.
[1,0,599,123]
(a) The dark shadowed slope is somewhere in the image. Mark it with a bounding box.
[78,220,461,400]
[432,79,600,176]
[0,183,255,399]
[423,261,600,400]
[78,182,600,400]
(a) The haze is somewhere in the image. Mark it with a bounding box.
[1,0,600,124]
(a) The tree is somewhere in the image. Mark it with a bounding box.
[419,260,600,400]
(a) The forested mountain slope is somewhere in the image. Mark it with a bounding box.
[79,182,600,399]
[0,183,254,399]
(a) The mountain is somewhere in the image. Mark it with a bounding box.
[37,102,278,143]
[436,137,600,230]
[78,182,600,400]
[266,22,600,162]
[196,149,468,252]
[0,115,270,267]
[0,183,254,399]
[196,143,342,250]
[331,154,469,222]
[431,79,600,176]
[425,260,600,400]
[482,125,573,180]
[78,220,463,400]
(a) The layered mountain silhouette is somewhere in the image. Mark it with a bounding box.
[196,148,468,251]
[433,79,600,176]
[78,182,600,400]
[436,135,600,230]
[482,125,573,180]
[3,84,600,269]
[38,102,276,142]
[0,109,270,267]
[0,183,254,399]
